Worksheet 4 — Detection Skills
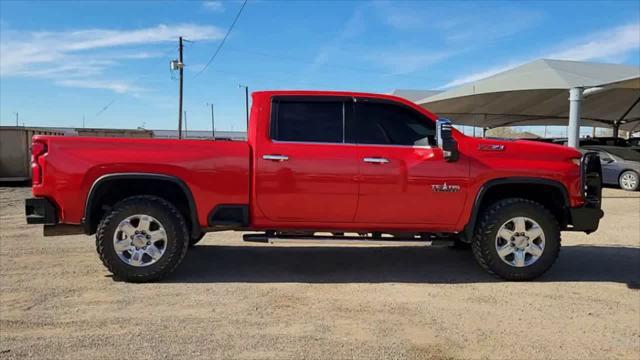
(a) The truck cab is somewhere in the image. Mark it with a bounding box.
[25,90,603,282]
[250,92,468,230]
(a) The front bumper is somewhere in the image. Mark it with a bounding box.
[568,152,603,233]
[25,197,57,224]
[568,207,603,233]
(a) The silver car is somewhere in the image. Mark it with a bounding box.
[582,146,640,191]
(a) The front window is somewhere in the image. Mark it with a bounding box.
[347,100,435,146]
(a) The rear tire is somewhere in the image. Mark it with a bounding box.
[619,170,639,191]
[95,195,189,282]
[472,198,560,281]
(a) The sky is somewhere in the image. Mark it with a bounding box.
[1,0,639,133]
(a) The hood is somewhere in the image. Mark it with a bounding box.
[466,136,582,162]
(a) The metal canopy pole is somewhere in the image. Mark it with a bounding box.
[568,87,583,148]
[613,95,640,139]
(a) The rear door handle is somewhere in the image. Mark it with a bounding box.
[263,154,289,162]
[363,157,389,164]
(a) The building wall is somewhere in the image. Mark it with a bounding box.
[0,127,64,181]
[76,129,154,138]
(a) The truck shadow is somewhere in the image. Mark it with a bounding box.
[166,244,640,288]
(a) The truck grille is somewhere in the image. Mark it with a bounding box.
[581,152,602,209]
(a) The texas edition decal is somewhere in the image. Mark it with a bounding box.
[431,183,461,192]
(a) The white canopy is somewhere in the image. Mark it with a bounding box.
[415,59,640,132]
[391,89,442,102]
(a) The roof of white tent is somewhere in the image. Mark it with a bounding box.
[416,59,640,131]
[391,89,443,102]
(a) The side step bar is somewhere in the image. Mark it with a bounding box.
[242,233,454,247]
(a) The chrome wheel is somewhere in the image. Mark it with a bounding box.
[113,214,167,267]
[495,216,545,268]
[620,172,638,191]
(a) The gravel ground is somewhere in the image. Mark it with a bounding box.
[1,186,639,359]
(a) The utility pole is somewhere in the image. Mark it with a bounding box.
[172,36,185,139]
[239,84,249,130]
[208,103,215,138]
[82,115,85,128]
[244,87,249,130]
[184,110,188,138]
[15,112,19,126]
[178,37,184,139]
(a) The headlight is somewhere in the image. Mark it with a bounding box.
[571,157,581,166]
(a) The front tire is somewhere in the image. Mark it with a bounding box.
[96,195,189,282]
[619,170,639,191]
[472,198,560,281]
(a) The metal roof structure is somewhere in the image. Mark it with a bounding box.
[415,59,640,132]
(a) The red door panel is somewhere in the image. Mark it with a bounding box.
[255,142,359,222]
[355,145,469,225]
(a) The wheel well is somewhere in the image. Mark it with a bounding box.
[477,182,569,228]
[85,176,198,236]
[460,180,571,243]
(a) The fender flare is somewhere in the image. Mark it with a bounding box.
[462,177,570,241]
[82,173,200,237]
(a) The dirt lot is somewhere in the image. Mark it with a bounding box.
[1,186,639,359]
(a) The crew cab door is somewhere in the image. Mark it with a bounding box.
[254,96,359,222]
[348,98,468,225]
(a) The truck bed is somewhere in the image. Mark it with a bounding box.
[31,136,250,227]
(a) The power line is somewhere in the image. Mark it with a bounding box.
[96,100,116,117]
[193,0,248,78]
[92,43,179,118]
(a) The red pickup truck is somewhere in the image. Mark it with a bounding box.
[25,90,603,282]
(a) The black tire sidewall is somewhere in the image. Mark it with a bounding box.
[97,197,188,281]
[474,199,560,280]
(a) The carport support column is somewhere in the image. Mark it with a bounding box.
[568,87,583,148]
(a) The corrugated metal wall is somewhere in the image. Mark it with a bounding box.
[0,127,64,181]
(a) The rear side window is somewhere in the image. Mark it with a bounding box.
[271,100,343,143]
[348,101,435,146]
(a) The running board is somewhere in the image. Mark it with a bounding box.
[242,233,453,247]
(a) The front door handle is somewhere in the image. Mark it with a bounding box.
[363,157,389,164]
[263,154,289,162]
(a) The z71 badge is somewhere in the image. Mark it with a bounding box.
[432,183,461,192]
[478,144,505,151]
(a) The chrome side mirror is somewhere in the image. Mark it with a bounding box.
[436,118,459,162]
